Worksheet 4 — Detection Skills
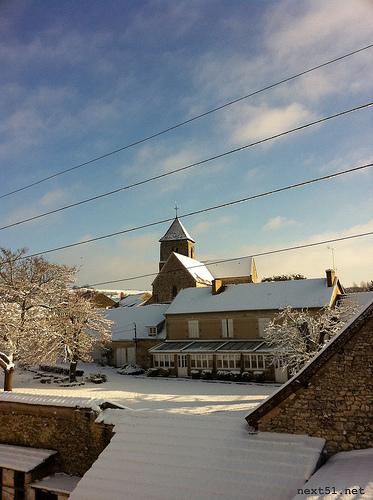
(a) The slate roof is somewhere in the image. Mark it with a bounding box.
[0,444,56,472]
[166,279,340,315]
[292,448,373,499]
[206,257,254,278]
[70,410,325,500]
[173,253,214,284]
[159,217,195,242]
[106,304,169,341]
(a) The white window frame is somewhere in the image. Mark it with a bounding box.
[258,318,271,338]
[188,320,200,339]
[216,353,241,370]
[221,319,234,338]
[243,354,268,370]
[147,326,157,336]
[190,354,213,369]
[153,353,175,368]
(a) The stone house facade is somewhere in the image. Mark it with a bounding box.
[150,274,343,381]
[246,299,373,455]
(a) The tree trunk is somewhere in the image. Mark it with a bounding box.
[4,368,14,391]
[69,360,78,383]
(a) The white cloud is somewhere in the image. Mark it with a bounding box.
[240,218,373,286]
[265,0,373,61]
[263,216,297,231]
[229,103,314,145]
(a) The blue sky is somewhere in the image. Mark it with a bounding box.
[0,0,372,288]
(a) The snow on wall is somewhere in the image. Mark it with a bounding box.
[70,410,324,500]
[0,443,56,472]
[166,279,338,315]
[293,448,373,499]
[0,392,101,411]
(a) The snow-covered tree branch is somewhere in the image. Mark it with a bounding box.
[263,300,359,375]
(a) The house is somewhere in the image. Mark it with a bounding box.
[246,297,373,455]
[106,304,168,368]
[150,271,344,382]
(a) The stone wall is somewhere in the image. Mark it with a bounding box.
[152,253,199,303]
[256,312,373,455]
[0,402,114,476]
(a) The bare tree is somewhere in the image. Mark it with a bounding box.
[263,301,359,375]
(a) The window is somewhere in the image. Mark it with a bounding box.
[188,320,199,338]
[221,319,234,338]
[258,318,271,337]
[153,354,175,368]
[148,326,157,336]
[243,354,269,370]
[216,354,241,370]
[190,354,213,369]
[172,285,178,298]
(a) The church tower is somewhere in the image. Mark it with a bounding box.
[159,217,195,271]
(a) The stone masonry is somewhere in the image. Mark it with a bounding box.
[247,303,373,455]
[0,401,114,476]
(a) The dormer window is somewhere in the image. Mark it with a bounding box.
[148,326,157,336]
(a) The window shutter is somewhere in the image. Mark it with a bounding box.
[188,320,199,338]
[228,319,234,338]
[221,319,228,338]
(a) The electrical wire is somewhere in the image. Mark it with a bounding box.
[16,160,373,260]
[82,230,373,287]
[1,101,372,232]
[1,42,372,200]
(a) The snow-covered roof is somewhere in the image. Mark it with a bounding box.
[70,410,324,500]
[0,444,56,472]
[159,217,195,242]
[166,279,339,315]
[207,257,254,278]
[118,292,149,307]
[0,392,101,410]
[173,253,214,284]
[31,473,81,494]
[293,448,373,499]
[106,304,169,341]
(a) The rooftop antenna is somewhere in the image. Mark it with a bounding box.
[174,202,179,218]
[327,245,336,271]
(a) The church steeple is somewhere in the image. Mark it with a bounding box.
[159,217,195,270]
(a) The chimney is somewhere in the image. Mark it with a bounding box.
[212,279,224,295]
[326,269,336,287]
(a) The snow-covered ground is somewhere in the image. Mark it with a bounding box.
[0,363,277,417]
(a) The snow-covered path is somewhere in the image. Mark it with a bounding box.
[2,363,277,416]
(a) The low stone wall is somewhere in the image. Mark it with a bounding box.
[0,401,114,476]
[256,313,373,455]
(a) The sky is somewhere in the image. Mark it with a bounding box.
[0,0,372,289]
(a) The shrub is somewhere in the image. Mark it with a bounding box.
[191,370,201,379]
[146,368,159,377]
[253,371,266,383]
[158,368,170,377]
[201,370,213,380]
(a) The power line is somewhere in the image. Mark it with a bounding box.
[2,101,372,232]
[83,230,373,287]
[18,160,373,260]
[1,42,372,200]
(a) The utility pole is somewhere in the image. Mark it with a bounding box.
[134,322,137,365]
